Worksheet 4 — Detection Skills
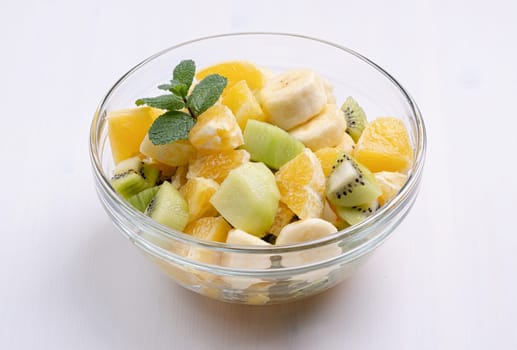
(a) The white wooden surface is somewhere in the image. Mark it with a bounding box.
[1,0,516,348]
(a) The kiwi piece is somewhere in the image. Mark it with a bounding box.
[341,96,367,142]
[145,181,189,232]
[243,120,304,170]
[210,162,280,237]
[141,163,161,186]
[111,172,150,199]
[113,156,143,175]
[335,201,379,226]
[326,152,381,207]
[127,186,159,212]
[110,156,150,199]
[336,220,350,231]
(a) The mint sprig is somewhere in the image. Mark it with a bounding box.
[135,94,184,110]
[157,60,195,97]
[135,59,227,145]
[158,81,188,97]
[173,59,195,93]
[148,111,195,145]
[187,74,227,117]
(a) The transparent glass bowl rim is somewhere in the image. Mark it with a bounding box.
[89,32,426,262]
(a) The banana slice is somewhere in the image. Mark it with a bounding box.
[276,218,341,267]
[260,69,327,130]
[222,229,272,289]
[321,77,336,104]
[289,104,347,151]
[276,218,337,245]
[226,229,271,246]
[222,229,271,269]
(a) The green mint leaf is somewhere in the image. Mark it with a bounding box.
[148,111,196,145]
[158,83,174,91]
[135,94,184,110]
[173,60,195,90]
[187,74,227,117]
[158,80,189,98]
[171,82,189,97]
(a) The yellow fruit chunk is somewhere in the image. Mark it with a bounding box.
[195,61,265,91]
[222,80,266,130]
[184,217,232,270]
[268,202,295,236]
[354,117,413,172]
[314,133,356,176]
[179,177,219,223]
[258,66,275,80]
[315,147,342,176]
[184,216,231,243]
[246,293,270,305]
[188,104,243,152]
[275,148,325,219]
[374,171,408,205]
[187,149,250,183]
[335,132,356,154]
[140,135,196,167]
[171,165,188,189]
[107,106,162,164]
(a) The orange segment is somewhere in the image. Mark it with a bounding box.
[195,61,265,91]
[188,104,243,152]
[275,148,325,219]
[314,147,342,176]
[187,149,250,183]
[374,171,408,205]
[140,135,195,167]
[268,202,295,236]
[184,216,231,243]
[222,80,266,130]
[184,217,232,268]
[107,106,162,163]
[354,117,413,172]
[179,177,219,223]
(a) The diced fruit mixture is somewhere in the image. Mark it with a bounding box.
[107,59,413,247]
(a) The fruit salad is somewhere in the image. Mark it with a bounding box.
[107,60,413,250]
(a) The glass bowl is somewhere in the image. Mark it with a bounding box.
[89,33,426,304]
